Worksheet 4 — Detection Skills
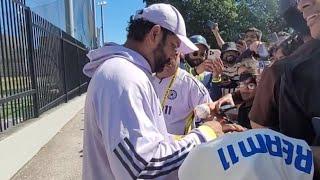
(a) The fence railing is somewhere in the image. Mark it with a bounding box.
[0,0,89,132]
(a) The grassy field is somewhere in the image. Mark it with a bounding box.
[1,76,31,95]
[1,76,32,96]
[0,97,33,121]
[1,76,33,122]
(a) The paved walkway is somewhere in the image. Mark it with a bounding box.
[11,109,84,180]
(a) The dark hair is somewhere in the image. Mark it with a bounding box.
[282,6,310,37]
[126,18,174,42]
[277,35,304,56]
[239,69,257,83]
[245,27,262,40]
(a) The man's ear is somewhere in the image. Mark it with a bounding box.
[147,25,162,45]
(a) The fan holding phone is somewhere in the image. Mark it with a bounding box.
[182,35,224,84]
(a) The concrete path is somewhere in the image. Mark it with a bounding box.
[11,109,84,180]
[0,94,85,180]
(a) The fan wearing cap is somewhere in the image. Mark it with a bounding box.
[218,42,242,95]
[82,3,229,180]
[214,68,258,129]
[181,35,224,100]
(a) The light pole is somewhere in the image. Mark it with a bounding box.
[97,1,107,45]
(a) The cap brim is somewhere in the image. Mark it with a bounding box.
[176,34,199,54]
[194,42,210,50]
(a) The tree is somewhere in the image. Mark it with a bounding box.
[143,0,287,48]
[235,0,286,41]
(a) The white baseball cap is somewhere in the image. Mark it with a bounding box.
[133,3,199,54]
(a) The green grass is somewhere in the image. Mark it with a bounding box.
[1,77,33,121]
[1,76,32,96]
[0,97,33,120]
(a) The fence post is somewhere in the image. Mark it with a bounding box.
[77,48,81,96]
[25,8,39,117]
[60,33,68,103]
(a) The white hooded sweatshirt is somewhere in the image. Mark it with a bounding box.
[82,43,216,180]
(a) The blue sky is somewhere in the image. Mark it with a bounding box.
[26,0,145,45]
[96,0,146,45]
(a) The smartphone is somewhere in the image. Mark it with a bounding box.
[207,49,221,61]
[219,104,237,115]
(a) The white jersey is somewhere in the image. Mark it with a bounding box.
[179,129,314,180]
[152,68,211,135]
[82,43,217,180]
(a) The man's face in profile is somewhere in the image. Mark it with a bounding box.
[298,0,320,39]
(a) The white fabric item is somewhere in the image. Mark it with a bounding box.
[82,43,214,180]
[152,69,211,135]
[134,3,198,54]
[179,129,314,180]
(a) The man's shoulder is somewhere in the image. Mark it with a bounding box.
[178,69,206,86]
[94,57,151,88]
[285,39,320,70]
[284,40,320,80]
[177,68,208,95]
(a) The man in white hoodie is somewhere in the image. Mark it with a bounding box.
[82,4,229,180]
[153,54,244,136]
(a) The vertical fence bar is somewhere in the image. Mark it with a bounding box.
[0,0,5,132]
[9,0,20,125]
[19,4,31,120]
[15,3,27,122]
[1,0,12,130]
[14,3,26,123]
[25,8,39,118]
[60,34,68,103]
[6,0,17,127]
[77,48,81,96]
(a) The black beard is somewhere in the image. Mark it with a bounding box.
[155,57,170,73]
[185,56,202,67]
[153,41,170,73]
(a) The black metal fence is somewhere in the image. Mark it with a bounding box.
[0,0,89,132]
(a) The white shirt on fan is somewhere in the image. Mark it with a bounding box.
[152,68,212,135]
[179,129,314,180]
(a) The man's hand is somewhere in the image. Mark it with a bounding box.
[195,59,224,76]
[211,58,224,78]
[249,41,263,54]
[211,24,219,35]
[236,41,247,53]
[213,93,235,111]
[222,123,246,133]
[195,60,215,75]
[202,120,224,137]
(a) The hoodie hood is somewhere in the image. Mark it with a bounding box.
[83,43,152,77]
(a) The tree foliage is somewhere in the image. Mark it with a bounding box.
[143,0,287,48]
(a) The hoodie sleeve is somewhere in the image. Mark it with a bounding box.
[94,74,216,180]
